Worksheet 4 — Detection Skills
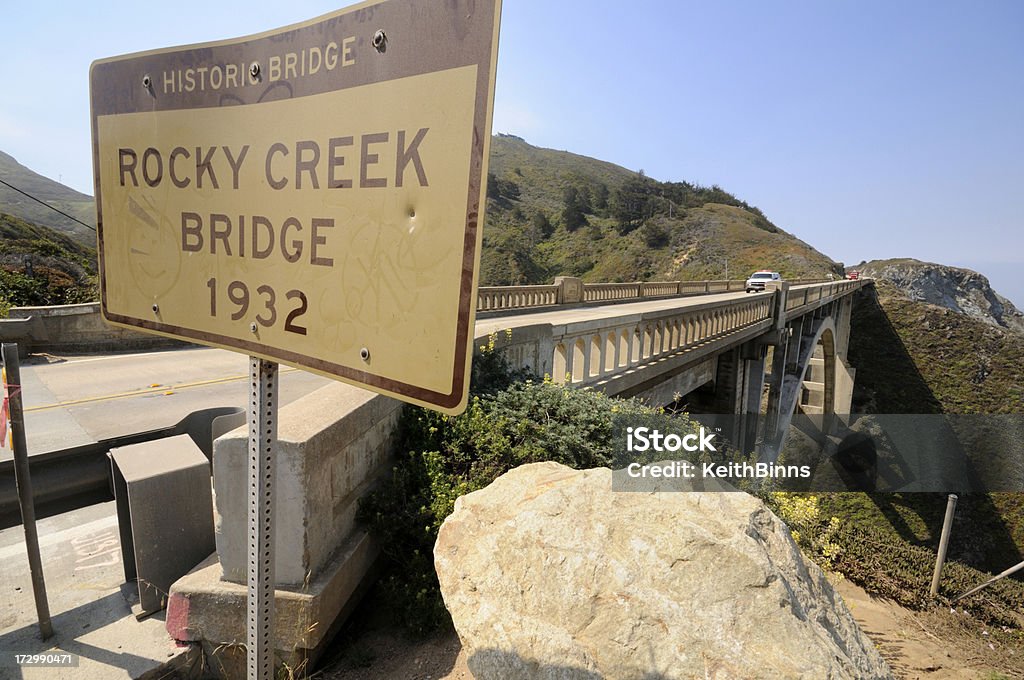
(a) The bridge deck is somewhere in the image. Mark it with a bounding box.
[476,289,749,335]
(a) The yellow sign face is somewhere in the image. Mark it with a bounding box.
[90,0,501,414]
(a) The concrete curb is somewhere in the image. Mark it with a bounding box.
[167,530,379,678]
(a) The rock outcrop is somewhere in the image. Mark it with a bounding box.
[859,258,1024,333]
[435,461,891,679]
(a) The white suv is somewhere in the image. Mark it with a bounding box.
[745,270,781,293]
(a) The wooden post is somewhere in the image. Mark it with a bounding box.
[929,494,957,598]
[952,558,1024,603]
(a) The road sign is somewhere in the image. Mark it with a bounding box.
[90,0,501,415]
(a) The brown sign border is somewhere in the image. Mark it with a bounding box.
[90,0,501,414]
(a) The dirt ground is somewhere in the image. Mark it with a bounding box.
[318,622,471,680]
[316,580,1021,679]
[833,579,1021,679]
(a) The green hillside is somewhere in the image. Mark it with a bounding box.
[482,134,841,285]
[0,212,96,313]
[0,150,95,246]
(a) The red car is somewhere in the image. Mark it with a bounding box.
[846,271,860,280]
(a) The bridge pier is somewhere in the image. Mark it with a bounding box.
[676,339,769,456]
[737,341,768,455]
[761,280,789,430]
[764,314,858,457]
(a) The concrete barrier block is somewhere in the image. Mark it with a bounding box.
[213,381,400,586]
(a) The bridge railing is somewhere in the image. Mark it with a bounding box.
[486,278,869,389]
[477,284,560,312]
[784,279,866,314]
[477,276,840,314]
[3,278,863,356]
[583,282,643,302]
[549,293,777,387]
[478,277,751,312]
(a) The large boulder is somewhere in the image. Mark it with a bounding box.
[435,461,891,679]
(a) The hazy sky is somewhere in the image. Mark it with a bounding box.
[2,1,1022,304]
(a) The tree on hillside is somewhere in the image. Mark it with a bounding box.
[593,182,610,213]
[532,211,554,240]
[486,172,520,203]
[611,175,654,234]
[485,172,500,199]
[561,186,588,232]
[576,185,593,215]
[639,221,670,248]
[480,229,548,285]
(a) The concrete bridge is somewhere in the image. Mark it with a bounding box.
[0,274,870,674]
[477,276,865,457]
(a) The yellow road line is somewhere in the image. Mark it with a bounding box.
[26,367,299,413]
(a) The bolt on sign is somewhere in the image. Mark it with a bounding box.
[90,0,501,415]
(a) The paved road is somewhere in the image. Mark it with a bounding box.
[4,290,759,459]
[2,347,333,460]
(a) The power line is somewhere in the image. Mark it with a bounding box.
[0,177,96,233]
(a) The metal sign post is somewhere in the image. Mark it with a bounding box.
[2,343,53,640]
[247,357,278,679]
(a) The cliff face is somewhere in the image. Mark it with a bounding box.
[858,259,1024,334]
[848,258,1024,415]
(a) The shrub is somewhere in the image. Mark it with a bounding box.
[357,345,671,634]
[767,493,842,571]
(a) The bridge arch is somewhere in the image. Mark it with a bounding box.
[590,334,603,378]
[572,338,586,383]
[553,342,567,383]
[605,332,617,372]
[798,326,836,416]
[764,316,840,459]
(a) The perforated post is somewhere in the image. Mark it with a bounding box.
[247,357,278,680]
